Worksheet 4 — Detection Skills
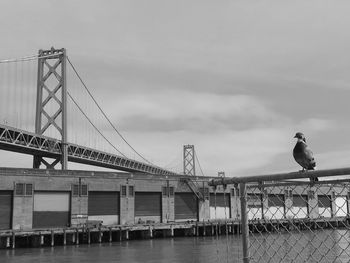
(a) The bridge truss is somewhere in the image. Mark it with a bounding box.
[0,124,176,175]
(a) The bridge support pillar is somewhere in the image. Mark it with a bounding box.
[34,47,68,170]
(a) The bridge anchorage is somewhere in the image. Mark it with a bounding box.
[0,47,178,176]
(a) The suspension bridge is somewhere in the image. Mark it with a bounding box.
[0,47,188,176]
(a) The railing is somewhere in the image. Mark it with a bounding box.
[209,168,350,263]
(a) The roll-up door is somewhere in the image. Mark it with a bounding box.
[0,191,12,230]
[266,194,285,220]
[33,192,70,228]
[135,192,161,223]
[209,193,230,219]
[88,191,119,225]
[175,193,198,221]
[290,195,308,219]
[335,196,347,217]
[318,195,332,218]
[247,194,262,220]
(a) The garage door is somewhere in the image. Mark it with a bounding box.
[318,195,332,218]
[265,194,285,220]
[209,193,230,219]
[33,192,70,228]
[0,191,12,230]
[175,193,198,221]
[88,191,120,225]
[135,192,161,223]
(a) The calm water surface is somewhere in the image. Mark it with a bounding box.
[0,236,242,263]
[1,230,350,263]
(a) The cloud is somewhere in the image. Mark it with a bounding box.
[106,91,282,133]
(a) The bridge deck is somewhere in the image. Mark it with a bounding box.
[0,124,176,176]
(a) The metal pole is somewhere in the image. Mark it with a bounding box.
[240,183,250,263]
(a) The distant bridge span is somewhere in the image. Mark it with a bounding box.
[0,124,177,176]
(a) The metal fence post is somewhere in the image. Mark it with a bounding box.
[240,182,250,263]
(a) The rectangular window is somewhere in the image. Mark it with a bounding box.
[284,190,293,198]
[72,184,80,197]
[169,187,174,197]
[15,183,33,196]
[25,184,33,196]
[200,187,209,200]
[308,191,315,200]
[231,188,235,196]
[128,186,134,197]
[121,185,127,197]
[15,183,25,196]
[162,186,168,196]
[81,184,88,196]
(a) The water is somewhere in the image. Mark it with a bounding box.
[1,229,350,262]
[0,236,242,263]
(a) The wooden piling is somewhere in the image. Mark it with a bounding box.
[98,227,102,243]
[109,228,112,242]
[51,230,54,247]
[86,228,91,244]
[63,229,66,246]
[149,226,153,238]
[6,236,10,248]
[170,225,174,237]
[76,229,79,245]
[12,232,15,249]
[125,230,129,240]
[40,234,44,246]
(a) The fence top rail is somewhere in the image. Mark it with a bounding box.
[208,167,350,186]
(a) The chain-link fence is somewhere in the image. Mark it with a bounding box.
[246,179,350,263]
[209,169,350,263]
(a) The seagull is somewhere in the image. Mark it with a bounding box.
[293,132,318,181]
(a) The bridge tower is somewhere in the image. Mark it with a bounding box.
[183,145,195,176]
[218,171,225,177]
[33,47,68,169]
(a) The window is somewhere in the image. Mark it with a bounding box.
[72,184,80,197]
[200,187,209,200]
[128,185,134,197]
[121,185,127,197]
[72,184,88,197]
[162,186,168,196]
[15,183,25,195]
[231,188,235,196]
[285,190,293,198]
[169,187,174,197]
[308,191,315,200]
[81,184,88,196]
[25,184,33,196]
[15,183,33,196]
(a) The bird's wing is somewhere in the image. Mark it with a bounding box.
[304,147,314,162]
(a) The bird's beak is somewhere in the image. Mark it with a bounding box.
[293,135,297,138]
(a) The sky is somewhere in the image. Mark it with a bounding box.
[1,0,350,177]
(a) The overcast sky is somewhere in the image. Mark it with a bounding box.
[1,0,350,176]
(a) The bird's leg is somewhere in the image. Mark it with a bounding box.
[299,168,306,173]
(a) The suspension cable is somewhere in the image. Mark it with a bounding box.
[67,91,127,158]
[66,56,156,166]
[194,150,205,176]
[0,52,63,64]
